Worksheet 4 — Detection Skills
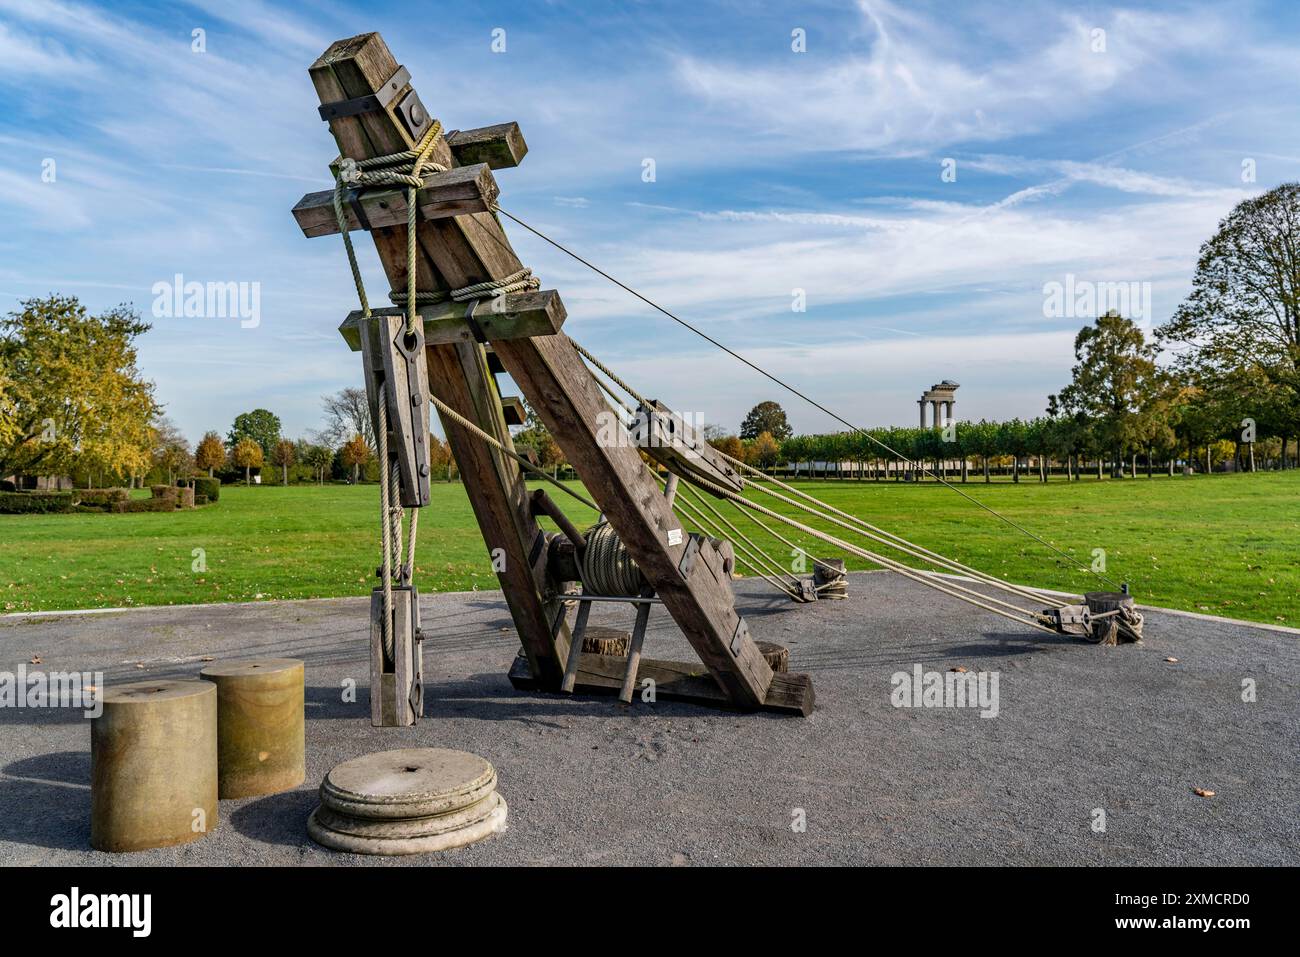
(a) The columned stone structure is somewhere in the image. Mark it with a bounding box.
[918,380,959,428]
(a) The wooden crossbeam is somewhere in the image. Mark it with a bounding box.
[446,123,528,169]
[338,291,566,350]
[308,33,570,687]
[501,396,526,426]
[293,164,499,238]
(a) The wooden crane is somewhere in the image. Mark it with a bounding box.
[293,33,814,726]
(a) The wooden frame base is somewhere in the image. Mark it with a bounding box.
[507,653,814,717]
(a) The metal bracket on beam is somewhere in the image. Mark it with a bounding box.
[678,533,703,576]
[318,65,410,120]
[730,617,751,657]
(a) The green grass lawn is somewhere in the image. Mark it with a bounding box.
[2,472,1296,625]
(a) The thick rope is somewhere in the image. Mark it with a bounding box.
[579,522,645,597]
[686,471,1055,633]
[376,399,394,662]
[572,337,1064,608]
[387,268,541,308]
[423,388,598,512]
[502,204,1123,589]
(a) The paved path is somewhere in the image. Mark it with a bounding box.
[0,574,1295,865]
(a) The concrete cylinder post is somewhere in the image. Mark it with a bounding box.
[91,679,218,852]
[200,658,305,799]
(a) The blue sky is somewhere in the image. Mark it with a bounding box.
[1,0,1297,442]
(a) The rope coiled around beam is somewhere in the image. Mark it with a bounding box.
[579,522,646,597]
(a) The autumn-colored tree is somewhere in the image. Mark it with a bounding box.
[231,437,263,485]
[0,296,156,482]
[340,433,371,483]
[271,438,296,486]
[709,434,745,463]
[195,431,226,476]
[749,430,780,471]
[151,416,193,486]
[428,433,452,481]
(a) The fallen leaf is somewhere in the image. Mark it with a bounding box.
[29,655,41,665]
[1164,656,1179,663]
[1192,787,1215,798]
[950,666,968,673]
[200,656,215,662]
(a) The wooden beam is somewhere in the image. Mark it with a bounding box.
[637,399,744,495]
[501,396,526,426]
[496,333,776,708]
[446,122,528,169]
[508,653,814,717]
[292,164,499,238]
[308,32,570,687]
[338,291,566,350]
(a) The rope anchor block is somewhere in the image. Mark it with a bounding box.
[359,314,431,508]
[632,399,743,495]
[369,585,423,728]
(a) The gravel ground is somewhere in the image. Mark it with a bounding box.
[0,573,1295,866]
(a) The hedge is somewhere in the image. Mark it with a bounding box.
[188,476,221,503]
[0,492,74,514]
[114,498,175,513]
[72,488,129,508]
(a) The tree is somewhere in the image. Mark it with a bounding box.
[1058,312,1160,477]
[710,434,745,465]
[740,401,792,441]
[340,434,371,483]
[0,296,156,482]
[231,437,263,485]
[151,416,193,486]
[1158,183,1300,463]
[321,387,374,449]
[227,408,281,459]
[428,433,453,481]
[512,399,565,477]
[271,439,296,486]
[749,431,781,471]
[195,430,226,477]
[305,443,334,485]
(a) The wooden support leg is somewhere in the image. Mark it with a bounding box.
[561,600,592,693]
[619,592,654,704]
[497,332,775,710]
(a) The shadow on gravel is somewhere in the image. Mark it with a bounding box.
[937,632,1070,659]
[0,751,91,851]
[228,788,318,847]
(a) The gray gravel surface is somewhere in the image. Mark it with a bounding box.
[0,572,1295,866]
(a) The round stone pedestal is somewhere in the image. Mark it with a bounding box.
[308,748,507,855]
[200,658,305,799]
[91,679,217,852]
